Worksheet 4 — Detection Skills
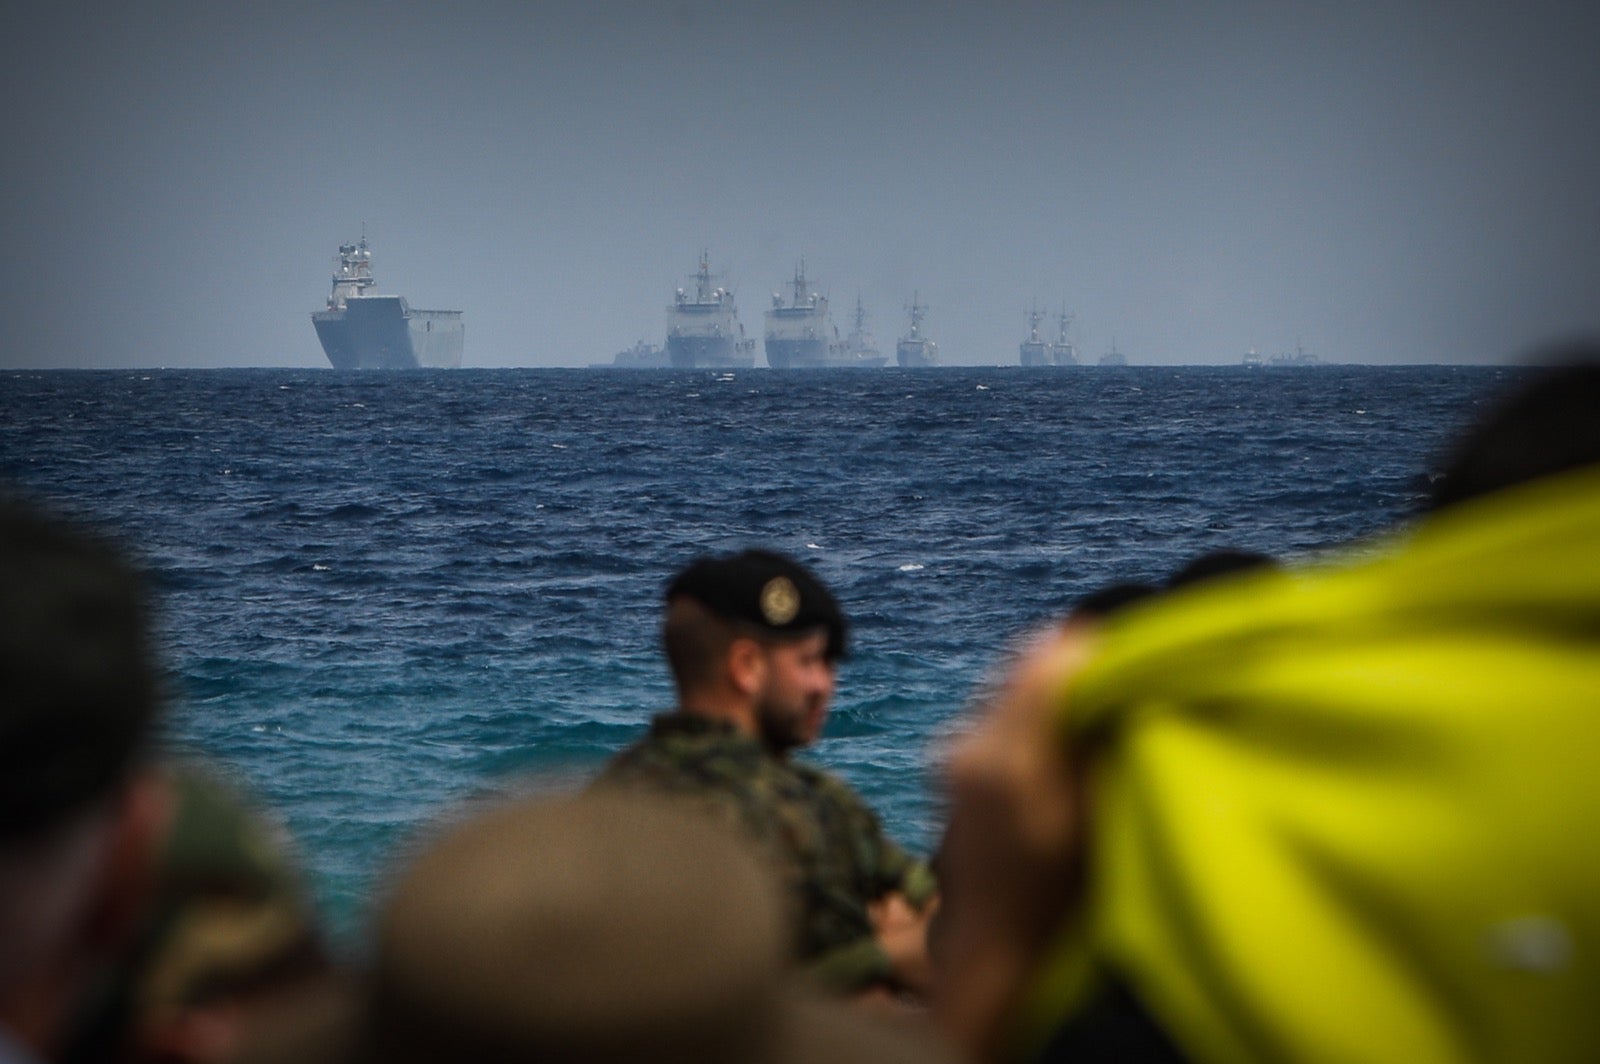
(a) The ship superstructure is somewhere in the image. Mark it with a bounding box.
[896,294,939,367]
[665,254,756,369]
[841,296,887,367]
[1048,309,1078,365]
[1019,304,1051,367]
[1268,341,1322,367]
[311,237,463,369]
[765,263,854,369]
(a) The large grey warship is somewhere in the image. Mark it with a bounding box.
[895,295,939,367]
[311,237,463,369]
[1048,309,1078,365]
[1019,304,1051,367]
[666,254,756,369]
[765,264,883,368]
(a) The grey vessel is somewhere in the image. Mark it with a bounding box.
[765,264,883,368]
[666,254,756,369]
[895,294,939,367]
[1019,304,1051,366]
[842,296,885,367]
[1099,338,1127,367]
[593,340,668,369]
[1269,341,1322,367]
[311,237,463,369]
[1048,309,1078,365]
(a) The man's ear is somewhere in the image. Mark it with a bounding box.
[726,637,768,698]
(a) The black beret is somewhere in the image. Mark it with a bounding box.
[666,549,848,660]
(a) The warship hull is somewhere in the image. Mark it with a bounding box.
[764,337,831,369]
[666,334,755,369]
[1019,342,1051,367]
[313,297,464,370]
[897,340,937,367]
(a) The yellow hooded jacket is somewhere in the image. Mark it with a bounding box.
[1025,464,1600,1062]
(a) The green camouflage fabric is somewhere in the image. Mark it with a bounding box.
[60,762,327,1064]
[593,713,935,992]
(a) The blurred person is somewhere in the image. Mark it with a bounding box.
[57,764,331,1064]
[0,497,165,1063]
[935,351,1600,1063]
[1424,343,1600,513]
[593,549,937,998]
[232,792,959,1064]
[1163,548,1276,591]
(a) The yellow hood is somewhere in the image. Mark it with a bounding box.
[1028,464,1600,1062]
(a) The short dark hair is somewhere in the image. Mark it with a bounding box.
[0,496,161,842]
[661,596,740,694]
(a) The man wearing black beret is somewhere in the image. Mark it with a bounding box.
[594,549,936,1000]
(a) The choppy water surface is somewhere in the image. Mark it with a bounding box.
[0,365,1517,938]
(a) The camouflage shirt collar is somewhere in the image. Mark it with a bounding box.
[648,711,752,743]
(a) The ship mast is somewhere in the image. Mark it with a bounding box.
[792,261,811,307]
[695,249,715,302]
[1056,308,1073,345]
[1027,301,1044,343]
[906,293,927,340]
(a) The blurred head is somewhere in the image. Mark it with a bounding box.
[0,496,162,1000]
[1164,549,1276,590]
[247,793,956,1064]
[1426,340,1600,512]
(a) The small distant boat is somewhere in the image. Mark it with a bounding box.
[1268,342,1322,367]
[1242,346,1263,368]
[895,294,939,367]
[1098,339,1127,367]
[594,340,668,369]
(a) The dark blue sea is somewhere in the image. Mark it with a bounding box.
[0,365,1521,943]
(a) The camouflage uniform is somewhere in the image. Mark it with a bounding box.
[593,713,935,992]
[59,763,328,1064]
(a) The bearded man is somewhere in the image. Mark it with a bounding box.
[594,549,935,999]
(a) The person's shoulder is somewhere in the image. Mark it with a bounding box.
[597,715,773,793]
[790,760,868,805]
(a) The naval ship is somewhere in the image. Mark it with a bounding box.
[841,296,886,367]
[766,264,882,368]
[311,237,463,369]
[895,295,939,367]
[666,254,756,369]
[1019,304,1051,366]
[1048,309,1078,365]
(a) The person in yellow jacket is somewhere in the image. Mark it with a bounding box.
[934,352,1600,1063]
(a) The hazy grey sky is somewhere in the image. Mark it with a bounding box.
[3,1,1596,368]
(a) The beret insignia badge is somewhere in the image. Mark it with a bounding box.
[759,576,801,625]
